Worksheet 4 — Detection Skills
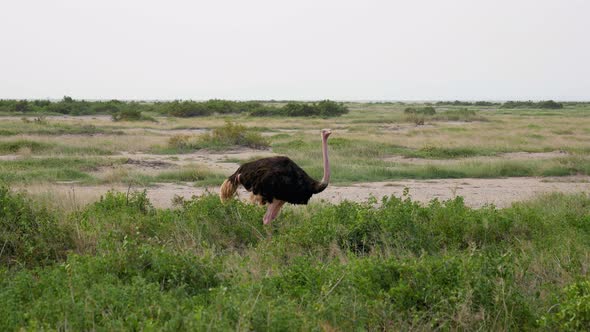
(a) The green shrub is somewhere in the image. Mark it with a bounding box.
[248,107,279,116]
[197,121,270,150]
[163,122,269,151]
[251,100,348,117]
[155,126,271,155]
[0,99,351,118]
[433,108,484,121]
[166,100,212,117]
[539,100,564,109]
[90,101,120,114]
[179,194,265,249]
[501,100,563,109]
[404,106,436,115]
[166,100,277,117]
[540,280,590,330]
[13,100,31,113]
[316,100,349,116]
[283,102,317,116]
[0,249,219,331]
[436,100,474,106]
[0,187,73,266]
[90,190,153,215]
[474,101,498,106]
[112,108,142,121]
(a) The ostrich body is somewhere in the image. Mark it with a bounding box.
[220,129,332,224]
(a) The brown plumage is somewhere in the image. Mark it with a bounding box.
[220,129,332,224]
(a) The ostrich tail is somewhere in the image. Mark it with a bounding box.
[220,176,238,202]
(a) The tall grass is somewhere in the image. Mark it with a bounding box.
[1,188,589,330]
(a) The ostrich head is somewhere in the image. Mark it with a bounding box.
[321,128,332,139]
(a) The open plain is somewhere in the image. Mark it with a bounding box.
[2,101,590,330]
[2,102,590,209]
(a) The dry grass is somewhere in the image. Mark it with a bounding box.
[14,184,104,212]
[2,103,590,187]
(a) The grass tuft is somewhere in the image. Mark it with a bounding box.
[160,121,270,153]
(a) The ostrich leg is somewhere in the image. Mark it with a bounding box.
[263,200,285,225]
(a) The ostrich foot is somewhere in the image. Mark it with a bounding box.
[263,200,285,225]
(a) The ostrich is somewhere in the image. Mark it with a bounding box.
[220,129,332,225]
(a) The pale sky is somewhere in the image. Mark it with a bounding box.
[1,0,589,101]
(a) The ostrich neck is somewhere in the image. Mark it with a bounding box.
[315,135,330,193]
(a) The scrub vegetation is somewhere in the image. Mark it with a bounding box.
[165,121,270,152]
[0,98,349,118]
[1,187,589,330]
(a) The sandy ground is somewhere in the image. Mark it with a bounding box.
[324,176,590,207]
[118,149,276,173]
[6,146,589,209]
[19,176,590,210]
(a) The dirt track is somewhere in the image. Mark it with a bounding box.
[20,176,590,209]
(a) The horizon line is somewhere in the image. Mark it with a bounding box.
[2,98,589,103]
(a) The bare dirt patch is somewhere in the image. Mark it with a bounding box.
[500,151,568,159]
[0,155,20,161]
[123,158,174,170]
[117,148,276,173]
[380,123,435,133]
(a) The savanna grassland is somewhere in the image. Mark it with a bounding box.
[1,100,590,330]
[1,100,590,207]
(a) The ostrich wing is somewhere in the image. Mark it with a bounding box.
[238,156,317,204]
